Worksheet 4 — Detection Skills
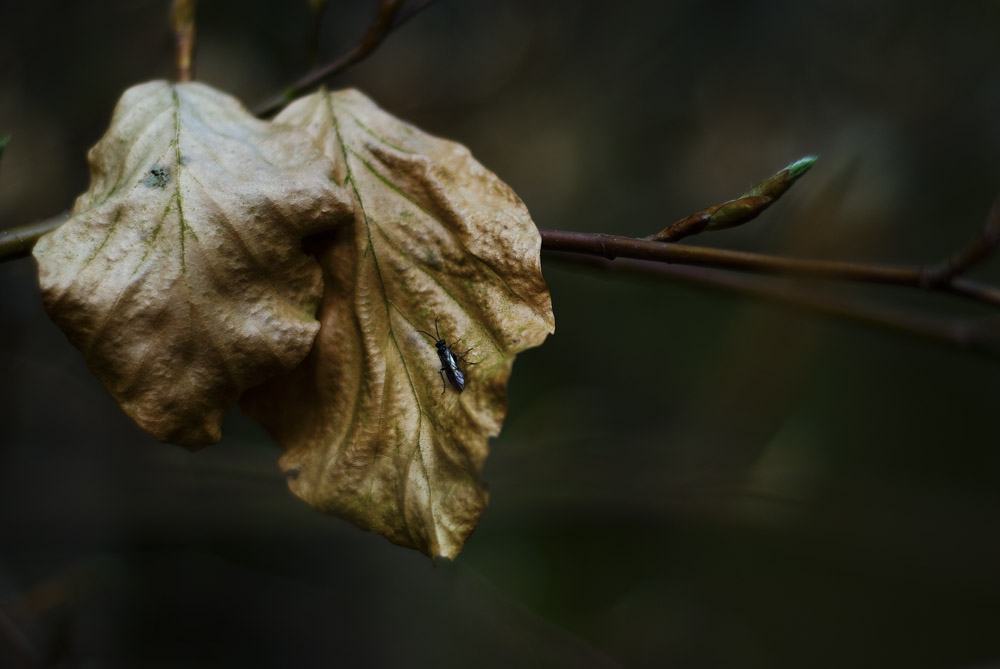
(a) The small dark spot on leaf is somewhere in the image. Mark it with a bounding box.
[142,165,171,189]
[285,468,300,480]
[179,155,190,166]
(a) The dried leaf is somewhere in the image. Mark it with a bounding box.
[242,90,554,558]
[33,81,351,446]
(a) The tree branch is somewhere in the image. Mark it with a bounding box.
[7,215,999,355]
[545,253,1000,356]
[252,0,440,117]
[2,1,997,358]
[538,229,1000,309]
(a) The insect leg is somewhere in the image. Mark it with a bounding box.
[457,345,477,365]
[438,369,447,395]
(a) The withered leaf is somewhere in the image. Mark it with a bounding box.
[33,81,351,446]
[242,90,554,558]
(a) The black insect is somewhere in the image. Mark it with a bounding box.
[416,318,475,394]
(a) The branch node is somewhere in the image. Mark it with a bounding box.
[922,198,1000,287]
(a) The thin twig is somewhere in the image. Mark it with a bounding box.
[252,0,440,117]
[538,229,1000,308]
[545,253,1000,356]
[0,214,68,261]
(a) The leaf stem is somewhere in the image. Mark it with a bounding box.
[0,214,68,261]
[171,0,197,83]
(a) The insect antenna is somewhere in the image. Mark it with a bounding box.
[415,328,438,342]
[416,317,444,342]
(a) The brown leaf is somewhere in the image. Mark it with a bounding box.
[33,81,352,446]
[242,90,554,558]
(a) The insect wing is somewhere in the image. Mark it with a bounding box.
[440,347,465,392]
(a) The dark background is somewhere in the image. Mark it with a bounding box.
[2,1,1000,667]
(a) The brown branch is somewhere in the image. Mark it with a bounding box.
[252,0,440,117]
[8,215,999,354]
[538,229,1000,308]
[545,253,1000,356]
[1,2,997,359]
[6,216,1000,310]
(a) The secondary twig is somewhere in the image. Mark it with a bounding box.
[252,0,440,117]
[921,198,1000,286]
[545,253,1000,356]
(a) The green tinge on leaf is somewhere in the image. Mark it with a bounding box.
[0,135,9,165]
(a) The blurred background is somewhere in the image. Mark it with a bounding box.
[2,1,1000,667]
